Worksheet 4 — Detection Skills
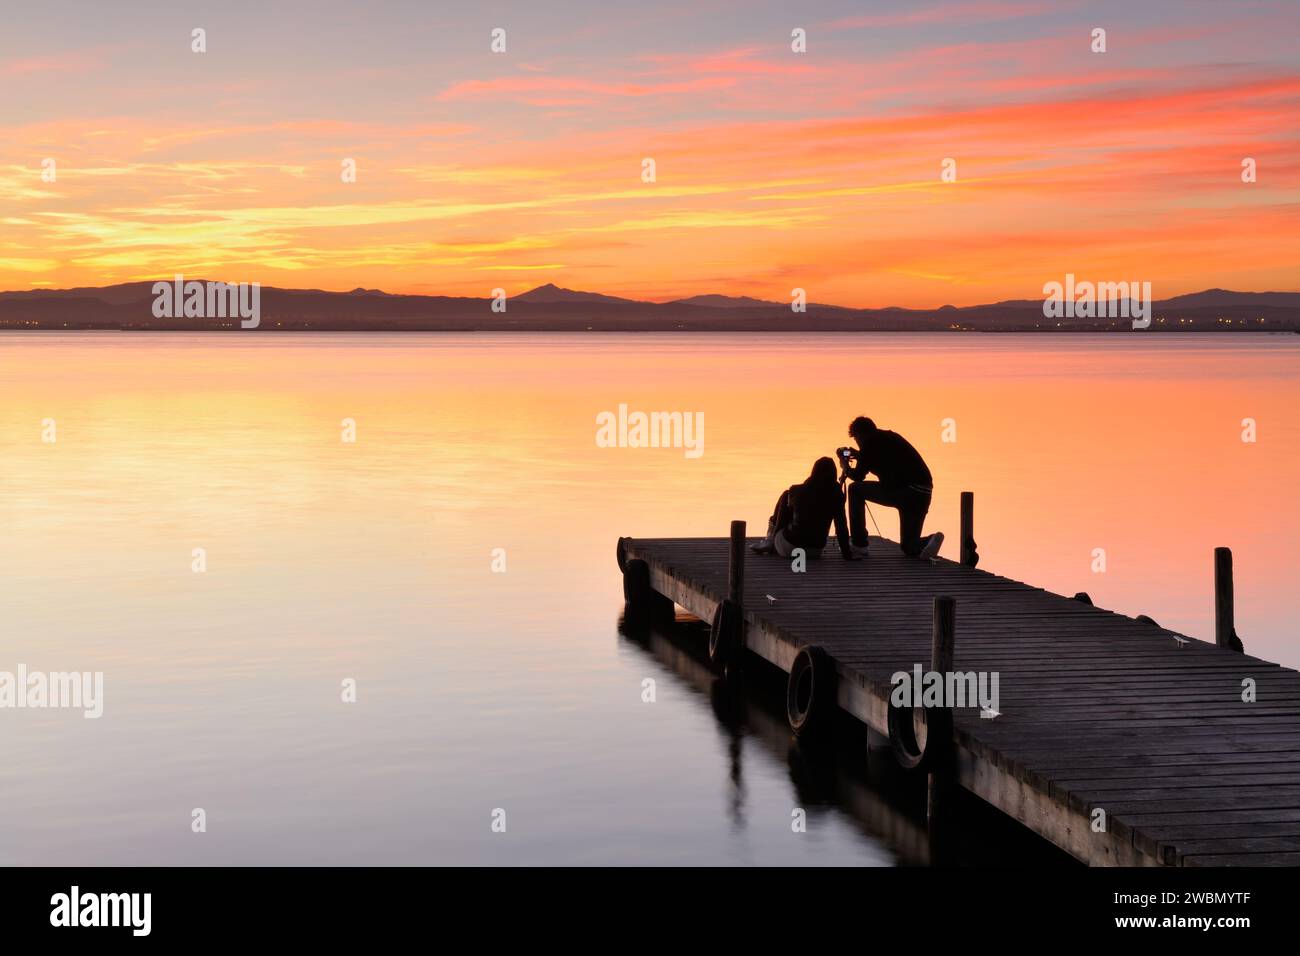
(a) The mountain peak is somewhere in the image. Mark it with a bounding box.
[515,283,639,305]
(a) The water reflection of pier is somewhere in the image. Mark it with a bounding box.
[618,610,1073,866]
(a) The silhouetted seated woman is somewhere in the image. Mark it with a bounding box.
[751,457,856,560]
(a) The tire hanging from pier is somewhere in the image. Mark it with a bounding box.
[887,697,953,772]
[786,644,835,737]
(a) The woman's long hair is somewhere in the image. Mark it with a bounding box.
[807,456,839,490]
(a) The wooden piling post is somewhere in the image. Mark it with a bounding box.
[709,520,750,674]
[960,491,978,568]
[728,520,746,608]
[1215,547,1243,653]
[927,596,957,861]
[931,595,956,677]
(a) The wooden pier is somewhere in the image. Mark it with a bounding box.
[616,509,1300,867]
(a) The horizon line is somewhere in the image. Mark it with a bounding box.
[7,278,1300,315]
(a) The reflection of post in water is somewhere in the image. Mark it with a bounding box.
[709,675,747,830]
[621,607,750,829]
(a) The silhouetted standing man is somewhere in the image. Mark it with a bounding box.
[839,416,943,559]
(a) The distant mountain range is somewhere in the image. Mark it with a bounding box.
[2,281,1297,332]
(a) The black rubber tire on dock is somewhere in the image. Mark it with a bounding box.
[623,558,652,605]
[616,537,630,573]
[887,701,953,772]
[709,598,743,672]
[786,645,835,737]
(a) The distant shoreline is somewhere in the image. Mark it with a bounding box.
[3,327,1295,336]
[3,281,1297,333]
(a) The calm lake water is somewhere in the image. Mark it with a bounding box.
[1,332,1297,865]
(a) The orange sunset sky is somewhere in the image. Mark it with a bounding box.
[2,0,1298,307]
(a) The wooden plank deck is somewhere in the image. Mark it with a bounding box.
[619,534,1300,866]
